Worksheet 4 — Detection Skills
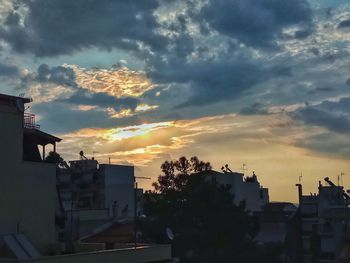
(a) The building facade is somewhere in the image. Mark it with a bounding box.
[297,178,350,263]
[207,170,269,212]
[0,94,60,254]
[0,93,174,262]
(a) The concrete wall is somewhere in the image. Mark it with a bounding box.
[0,103,56,254]
[0,104,23,162]
[0,245,174,263]
[213,173,243,202]
[242,182,262,212]
[100,165,135,219]
[213,172,267,211]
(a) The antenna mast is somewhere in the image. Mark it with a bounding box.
[242,163,247,175]
[341,172,345,186]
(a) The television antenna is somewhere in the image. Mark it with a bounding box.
[92,151,98,159]
[79,150,88,160]
[221,164,233,174]
[340,172,345,186]
[242,163,247,175]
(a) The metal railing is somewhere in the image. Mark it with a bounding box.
[24,113,40,130]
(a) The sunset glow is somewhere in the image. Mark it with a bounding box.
[1,0,350,203]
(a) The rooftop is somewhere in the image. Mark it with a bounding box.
[24,128,62,145]
[0,93,31,104]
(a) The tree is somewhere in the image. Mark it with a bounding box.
[141,156,280,263]
[45,151,64,165]
[152,156,212,193]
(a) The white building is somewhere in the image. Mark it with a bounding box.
[58,162,136,218]
[57,159,141,242]
[298,178,350,263]
[100,164,136,219]
[205,170,269,212]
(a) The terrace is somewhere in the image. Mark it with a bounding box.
[24,113,40,130]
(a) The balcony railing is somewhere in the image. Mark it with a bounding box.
[24,113,40,130]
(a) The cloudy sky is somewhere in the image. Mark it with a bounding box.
[1,0,350,202]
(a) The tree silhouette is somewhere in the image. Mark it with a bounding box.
[152,156,211,193]
[142,156,282,263]
[45,151,64,165]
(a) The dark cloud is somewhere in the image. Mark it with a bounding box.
[295,132,350,159]
[198,0,313,48]
[307,87,334,94]
[63,89,139,111]
[0,0,315,112]
[0,0,166,57]
[0,62,19,76]
[143,0,312,108]
[293,97,350,133]
[239,103,269,115]
[294,29,312,39]
[18,64,77,90]
[31,100,145,133]
[316,97,350,113]
[4,12,20,26]
[309,47,320,56]
[31,102,116,133]
[36,64,76,86]
[338,19,350,29]
[148,56,264,107]
[270,66,293,77]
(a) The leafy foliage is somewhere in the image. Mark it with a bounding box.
[45,151,64,164]
[141,156,282,263]
[152,156,211,193]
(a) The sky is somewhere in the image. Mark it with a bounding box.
[1,0,350,202]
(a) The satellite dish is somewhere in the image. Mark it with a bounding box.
[16,99,24,112]
[166,227,174,241]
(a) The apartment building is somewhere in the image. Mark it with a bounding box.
[297,178,350,263]
[0,93,174,263]
[205,169,269,212]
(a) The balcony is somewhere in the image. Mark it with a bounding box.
[24,113,40,130]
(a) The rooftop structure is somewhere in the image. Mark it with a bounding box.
[297,178,350,263]
[0,93,174,262]
[56,158,141,244]
[202,168,269,212]
[0,93,59,255]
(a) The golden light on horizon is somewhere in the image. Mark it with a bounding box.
[107,104,159,119]
[102,121,175,141]
[57,114,350,203]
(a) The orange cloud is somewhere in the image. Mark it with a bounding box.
[68,65,155,98]
[56,113,350,203]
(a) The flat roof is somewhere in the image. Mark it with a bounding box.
[24,128,62,145]
[197,170,244,177]
[0,93,31,104]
